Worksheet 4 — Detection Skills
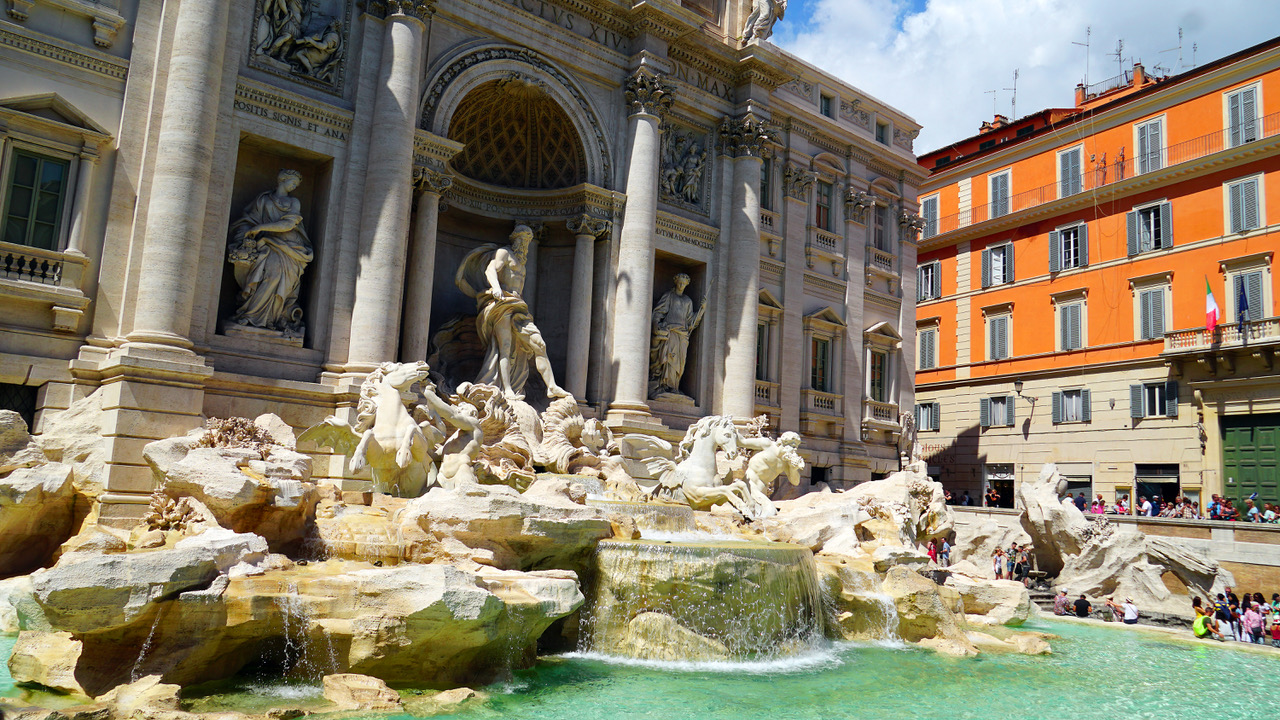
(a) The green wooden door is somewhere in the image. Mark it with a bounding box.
[1222,414,1280,506]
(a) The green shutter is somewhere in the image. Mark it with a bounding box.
[979,398,990,428]
[1081,389,1092,422]
[1130,384,1144,419]
[1230,182,1245,234]
[1242,179,1260,231]
[1006,395,1016,426]
[1229,91,1242,147]
[1165,380,1179,418]
[932,261,942,299]
[981,247,991,288]
[1080,224,1089,266]
[1159,202,1172,248]
[1241,88,1258,142]
[931,402,941,431]
[1052,391,1063,423]
[1246,271,1264,321]
[1126,210,1138,256]
[1006,243,1015,282]
[1151,288,1165,337]
[1140,290,1153,340]
[1048,231,1061,273]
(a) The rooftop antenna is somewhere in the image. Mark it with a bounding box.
[1159,28,1184,74]
[1192,42,1198,68]
[1072,26,1091,89]
[984,89,997,118]
[1109,38,1127,77]
[1004,69,1019,120]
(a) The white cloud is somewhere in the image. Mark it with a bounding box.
[774,0,1280,153]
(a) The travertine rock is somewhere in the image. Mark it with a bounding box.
[880,566,974,655]
[35,392,110,500]
[613,612,729,661]
[0,574,49,632]
[1016,463,1090,575]
[815,554,901,642]
[97,675,182,714]
[28,527,267,633]
[403,687,488,717]
[951,518,1032,578]
[322,673,402,711]
[0,463,80,577]
[7,630,86,695]
[0,410,45,474]
[944,573,1033,626]
[143,432,317,552]
[399,482,613,572]
[871,546,930,573]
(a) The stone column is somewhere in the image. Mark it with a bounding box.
[399,168,451,362]
[720,116,771,419]
[65,150,98,257]
[566,214,611,400]
[346,1,433,368]
[125,0,232,349]
[607,69,673,426]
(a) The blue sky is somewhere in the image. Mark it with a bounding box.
[772,0,1280,152]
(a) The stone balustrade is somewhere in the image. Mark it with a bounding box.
[754,379,780,408]
[1163,316,1280,354]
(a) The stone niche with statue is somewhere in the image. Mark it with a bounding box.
[249,0,351,92]
[219,138,332,349]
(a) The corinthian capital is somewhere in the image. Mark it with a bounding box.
[719,115,773,158]
[370,0,437,21]
[413,167,453,195]
[567,214,612,239]
[625,68,675,118]
[783,162,816,201]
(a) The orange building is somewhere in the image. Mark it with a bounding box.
[914,37,1280,511]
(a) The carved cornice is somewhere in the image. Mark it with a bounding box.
[412,129,464,172]
[719,115,772,158]
[625,68,675,118]
[0,24,128,80]
[656,211,718,251]
[567,214,612,239]
[626,3,690,40]
[369,0,437,21]
[783,162,816,201]
[234,79,354,140]
[413,167,453,195]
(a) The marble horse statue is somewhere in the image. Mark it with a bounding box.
[638,415,756,518]
[300,362,437,497]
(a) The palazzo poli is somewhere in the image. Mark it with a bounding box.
[0,0,923,523]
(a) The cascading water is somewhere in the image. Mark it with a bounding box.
[266,584,338,683]
[130,603,166,683]
[584,499,697,532]
[580,538,826,661]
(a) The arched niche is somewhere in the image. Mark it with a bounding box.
[420,44,613,190]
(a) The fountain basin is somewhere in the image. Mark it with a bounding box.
[581,538,824,661]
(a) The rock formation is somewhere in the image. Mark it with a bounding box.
[0,411,82,578]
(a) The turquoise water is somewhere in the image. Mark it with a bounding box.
[6,622,1280,720]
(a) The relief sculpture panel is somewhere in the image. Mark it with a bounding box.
[250,0,351,92]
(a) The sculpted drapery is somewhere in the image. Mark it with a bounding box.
[226,169,313,338]
[648,273,706,399]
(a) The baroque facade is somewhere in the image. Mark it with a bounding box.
[0,0,923,523]
[914,39,1280,510]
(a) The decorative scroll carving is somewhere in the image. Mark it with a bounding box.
[783,163,815,201]
[894,127,920,151]
[720,115,772,158]
[660,127,708,208]
[413,167,453,195]
[742,0,787,43]
[840,99,872,130]
[625,68,675,118]
[566,214,612,239]
[845,189,875,224]
[899,211,925,243]
[251,0,350,91]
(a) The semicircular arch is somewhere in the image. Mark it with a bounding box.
[420,43,613,189]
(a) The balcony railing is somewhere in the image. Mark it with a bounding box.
[801,388,842,417]
[754,380,780,407]
[1163,316,1280,354]
[869,247,895,273]
[812,229,841,253]
[760,209,778,232]
[931,111,1280,238]
[862,398,899,424]
[0,242,87,290]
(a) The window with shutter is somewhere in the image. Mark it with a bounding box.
[1130,384,1144,419]
[815,181,833,231]
[1137,119,1164,174]
[1227,177,1261,233]
[918,261,941,301]
[1048,231,1061,273]
[981,247,992,288]
[1081,389,1092,422]
[918,328,937,370]
[1135,382,1169,418]
[990,172,1010,218]
[1005,395,1016,426]
[1059,148,1083,197]
[979,397,990,428]
[1059,302,1083,351]
[1228,86,1259,147]
[1139,288,1166,341]
[1165,380,1179,418]
[1232,271,1265,322]
[989,315,1010,360]
[1051,391,1062,423]
[922,196,938,239]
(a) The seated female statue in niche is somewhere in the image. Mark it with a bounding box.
[648,272,706,399]
[455,225,568,401]
[226,169,313,339]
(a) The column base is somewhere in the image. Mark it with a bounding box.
[604,402,667,435]
[70,343,213,527]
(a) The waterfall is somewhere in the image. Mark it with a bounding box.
[580,538,826,661]
[584,499,697,532]
[269,584,338,682]
[130,603,166,682]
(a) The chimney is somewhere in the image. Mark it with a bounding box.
[1075,83,1087,107]
[1132,63,1146,87]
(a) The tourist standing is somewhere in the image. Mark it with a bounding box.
[940,538,951,567]
[1138,496,1153,516]
[1242,602,1265,643]
[1074,492,1087,511]
[961,491,972,506]
[993,548,1005,580]
[926,539,938,565]
[1214,593,1235,640]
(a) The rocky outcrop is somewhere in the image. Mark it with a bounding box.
[10,558,583,697]
[951,516,1031,578]
[1016,463,1091,575]
[0,463,80,578]
[34,392,110,501]
[944,572,1034,626]
[612,612,730,661]
[398,481,614,572]
[97,675,182,717]
[142,418,318,553]
[0,411,45,474]
[880,566,974,656]
[322,674,403,711]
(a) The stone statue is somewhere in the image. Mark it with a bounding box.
[254,0,345,84]
[291,20,343,82]
[455,225,568,401]
[636,415,756,517]
[226,169,313,338]
[659,130,707,205]
[418,380,483,490]
[299,362,435,497]
[739,430,804,519]
[648,273,706,399]
[743,0,787,43]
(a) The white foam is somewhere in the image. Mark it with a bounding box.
[558,646,844,674]
[636,530,744,543]
[241,683,323,700]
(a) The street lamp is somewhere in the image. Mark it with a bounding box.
[1014,379,1024,396]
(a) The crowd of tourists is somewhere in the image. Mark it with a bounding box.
[1191,588,1280,646]
[990,543,1033,586]
[956,487,1280,523]
[1052,591,1141,625]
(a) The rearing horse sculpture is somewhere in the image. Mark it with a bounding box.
[299,361,437,497]
[642,415,755,517]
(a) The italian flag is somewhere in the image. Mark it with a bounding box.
[1206,277,1220,334]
